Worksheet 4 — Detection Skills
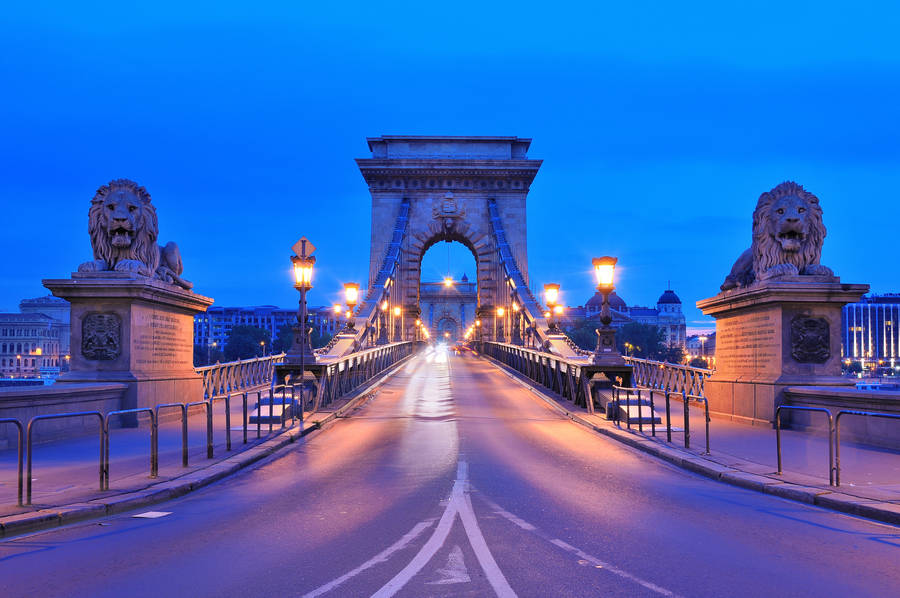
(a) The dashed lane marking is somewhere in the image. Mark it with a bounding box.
[480,495,681,598]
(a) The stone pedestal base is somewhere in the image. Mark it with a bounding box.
[43,273,214,411]
[697,277,867,423]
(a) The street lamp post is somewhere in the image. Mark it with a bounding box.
[591,256,625,365]
[544,283,560,333]
[496,306,505,342]
[288,252,316,364]
[377,300,389,345]
[511,301,522,345]
[343,283,359,331]
[393,306,402,342]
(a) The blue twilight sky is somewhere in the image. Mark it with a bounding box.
[1,2,898,333]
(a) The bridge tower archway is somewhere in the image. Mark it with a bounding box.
[357,136,542,341]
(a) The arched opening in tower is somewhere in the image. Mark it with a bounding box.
[419,240,477,343]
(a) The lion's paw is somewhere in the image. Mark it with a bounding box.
[114,259,152,277]
[763,263,799,278]
[77,259,106,272]
[802,264,834,277]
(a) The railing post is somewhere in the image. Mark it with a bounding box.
[664,386,672,443]
[151,410,158,478]
[181,404,188,467]
[225,393,232,451]
[206,401,214,459]
[682,390,690,449]
[775,406,783,475]
[242,392,248,445]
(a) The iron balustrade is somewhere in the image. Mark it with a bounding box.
[312,342,415,408]
[480,342,629,415]
[775,405,835,486]
[624,356,711,397]
[835,410,900,486]
[197,353,285,400]
[0,418,24,506]
[26,411,104,505]
[103,408,157,489]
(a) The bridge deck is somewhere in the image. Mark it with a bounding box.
[0,348,897,597]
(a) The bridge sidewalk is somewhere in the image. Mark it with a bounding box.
[487,357,900,526]
[0,385,381,537]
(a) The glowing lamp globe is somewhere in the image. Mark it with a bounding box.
[291,255,315,289]
[543,283,560,307]
[344,282,360,308]
[592,256,617,289]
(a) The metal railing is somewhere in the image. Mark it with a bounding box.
[775,405,835,486]
[624,356,711,397]
[610,386,711,453]
[314,342,415,408]
[103,408,157,489]
[197,353,285,400]
[155,403,188,467]
[835,410,900,486]
[1,418,24,506]
[480,342,616,414]
[27,411,105,505]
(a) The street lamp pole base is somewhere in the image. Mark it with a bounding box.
[592,326,625,366]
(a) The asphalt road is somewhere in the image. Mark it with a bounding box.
[1,346,898,597]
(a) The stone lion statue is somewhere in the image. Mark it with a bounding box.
[721,181,832,291]
[77,179,192,289]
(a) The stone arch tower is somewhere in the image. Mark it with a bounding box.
[357,136,542,334]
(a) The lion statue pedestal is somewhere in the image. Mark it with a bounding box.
[44,273,213,412]
[696,181,867,424]
[42,179,213,414]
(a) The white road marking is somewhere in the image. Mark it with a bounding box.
[426,545,471,585]
[300,518,437,598]
[132,511,171,519]
[458,488,517,597]
[481,496,681,598]
[372,461,517,598]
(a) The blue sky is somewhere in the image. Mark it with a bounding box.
[1,2,898,332]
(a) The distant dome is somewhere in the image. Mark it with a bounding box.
[586,291,626,311]
[657,289,681,305]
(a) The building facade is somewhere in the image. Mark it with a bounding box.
[419,275,477,340]
[842,293,900,367]
[193,304,346,352]
[19,295,70,356]
[580,288,687,349]
[0,314,67,378]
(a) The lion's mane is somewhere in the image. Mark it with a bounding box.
[751,181,825,275]
[88,179,160,274]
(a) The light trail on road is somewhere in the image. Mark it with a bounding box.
[1,346,898,597]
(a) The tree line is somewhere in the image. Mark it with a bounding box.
[194,324,333,366]
[563,320,685,364]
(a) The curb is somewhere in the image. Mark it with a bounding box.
[482,355,900,527]
[0,354,413,540]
